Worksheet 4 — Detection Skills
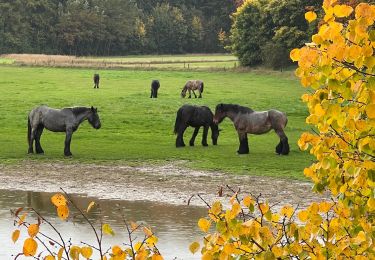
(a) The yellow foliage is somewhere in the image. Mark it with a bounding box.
[198,218,211,233]
[56,205,69,221]
[23,237,38,256]
[305,11,317,23]
[189,241,200,254]
[80,246,93,259]
[102,223,115,236]
[27,224,39,238]
[51,193,67,207]
[12,230,20,243]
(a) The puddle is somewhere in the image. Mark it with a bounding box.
[0,189,207,259]
[0,161,329,209]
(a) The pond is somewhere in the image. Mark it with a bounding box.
[0,189,207,259]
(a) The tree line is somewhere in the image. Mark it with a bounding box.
[0,0,235,56]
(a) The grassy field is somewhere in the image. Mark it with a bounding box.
[0,64,311,179]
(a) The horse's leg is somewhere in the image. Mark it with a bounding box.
[35,125,44,154]
[154,89,158,98]
[188,89,192,98]
[275,129,289,155]
[198,90,202,98]
[150,89,153,98]
[176,125,187,147]
[189,127,200,146]
[201,126,209,146]
[237,132,249,154]
[192,90,197,98]
[28,128,36,154]
[64,129,73,156]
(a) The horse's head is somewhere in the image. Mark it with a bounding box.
[181,89,187,98]
[211,124,221,145]
[88,106,101,129]
[213,104,226,124]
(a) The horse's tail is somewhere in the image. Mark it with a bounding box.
[200,81,204,93]
[283,112,288,128]
[174,108,183,134]
[27,115,31,144]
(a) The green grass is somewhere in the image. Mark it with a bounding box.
[0,65,311,179]
[0,58,14,65]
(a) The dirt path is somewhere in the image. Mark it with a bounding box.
[0,161,329,209]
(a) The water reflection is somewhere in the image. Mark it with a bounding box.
[0,189,207,259]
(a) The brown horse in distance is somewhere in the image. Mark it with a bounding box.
[181,80,204,98]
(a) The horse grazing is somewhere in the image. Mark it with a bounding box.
[150,80,160,98]
[213,104,289,155]
[27,106,101,156]
[93,74,100,88]
[174,105,220,147]
[181,80,204,98]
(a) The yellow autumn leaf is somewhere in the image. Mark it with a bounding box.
[12,230,20,243]
[102,223,115,236]
[366,104,375,118]
[290,48,301,62]
[27,224,39,238]
[130,221,138,231]
[259,203,269,214]
[69,246,80,260]
[23,237,38,256]
[86,201,95,213]
[44,256,55,260]
[189,241,200,254]
[143,226,153,237]
[305,11,317,23]
[333,5,353,17]
[51,193,67,207]
[314,104,326,117]
[18,213,27,226]
[57,205,69,221]
[210,201,222,215]
[243,195,253,207]
[152,255,163,260]
[298,210,309,222]
[353,231,366,244]
[146,235,158,246]
[198,218,211,232]
[280,205,294,218]
[57,247,64,260]
[80,246,93,258]
[319,201,333,213]
[112,245,123,255]
[367,198,375,210]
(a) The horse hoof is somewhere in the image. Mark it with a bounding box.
[189,142,194,146]
[237,150,249,154]
[36,151,44,154]
[202,143,208,147]
[64,152,72,157]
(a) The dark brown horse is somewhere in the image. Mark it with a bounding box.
[181,80,204,98]
[150,80,160,98]
[213,104,289,155]
[174,105,219,147]
[93,74,100,88]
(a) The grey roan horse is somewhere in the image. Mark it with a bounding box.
[181,80,204,98]
[213,104,289,155]
[174,104,219,147]
[28,106,101,156]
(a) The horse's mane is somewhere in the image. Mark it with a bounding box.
[71,107,90,116]
[223,104,254,114]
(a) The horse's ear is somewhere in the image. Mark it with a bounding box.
[91,106,94,111]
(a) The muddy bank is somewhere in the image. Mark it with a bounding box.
[0,161,329,209]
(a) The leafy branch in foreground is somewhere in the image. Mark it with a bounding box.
[11,189,163,260]
[190,1,374,259]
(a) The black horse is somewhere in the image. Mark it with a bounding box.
[28,106,101,156]
[93,74,100,88]
[174,105,219,147]
[150,80,160,98]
